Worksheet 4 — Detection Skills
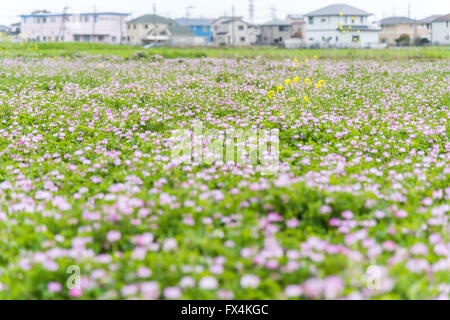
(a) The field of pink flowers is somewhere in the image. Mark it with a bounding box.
[0,53,448,299]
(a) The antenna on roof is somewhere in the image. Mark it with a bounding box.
[185,6,194,19]
[408,2,411,18]
[271,6,276,20]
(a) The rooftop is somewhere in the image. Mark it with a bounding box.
[262,19,291,26]
[167,25,193,36]
[128,14,175,24]
[433,14,450,22]
[379,17,417,25]
[19,12,129,17]
[305,4,371,17]
[175,18,211,26]
[418,15,441,24]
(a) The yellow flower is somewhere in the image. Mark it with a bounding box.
[357,29,360,33]
[98,63,102,67]
[339,12,343,16]
[293,76,300,83]
[290,97,296,102]
[304,78,311,85]
[304,58,309,62]
[352,16,355,20]
[313,55,318,60]
[268,90,275,99]
[303,96,310,103]
[348,26,352,30]
[276,85,284,93]
[294,58,298,62]
[285,79,291,86]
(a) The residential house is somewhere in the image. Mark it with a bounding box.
[418,15,441,43]
[305,4,379,48]
[19,12,129,43]
[212,17,256,46]
[175,18,212,43]
[126,14,176,45]
[10,22,21,36]
[166,25,198,46]
[431,14,450,45]
[286,14,305,40]
[260,19,291,46]
[378,17,429,45]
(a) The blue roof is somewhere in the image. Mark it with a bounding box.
[175,18,211,26]
[19,12,129,18]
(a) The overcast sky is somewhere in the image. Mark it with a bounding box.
[0,0,449,25]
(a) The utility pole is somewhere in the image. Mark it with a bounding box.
[271,6,276,20]
[58,6,69,41]
[232,5,235,47]
[92,5,97,43]
[407,2,411,18]
[249,0,254,23]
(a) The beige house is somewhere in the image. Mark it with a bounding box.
[126,14,177,45]
[286,14,305,40]
[212,17,256,46]
[379,17,428,45]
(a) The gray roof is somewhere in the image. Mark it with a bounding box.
[418,15,441,24]
[167,25,193,36]
[433,14,450,22]
[175,18,211,26]
[262,19,291,26]
[128,14,175,24]
[305,4,371,17]
[379,16,417,25]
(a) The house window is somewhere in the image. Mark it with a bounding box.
[74,35,80,41]
[360,17,363,23]
[145,24,148,29]
[352,35,359,42]
[112,36,117,42]
[240,37,245,42]
[127,36,130,41]
[98,35,105,41]
[42,18,47,23]
[279,26,288,31]
[336,36,338,41]
[321,18,326,23]
[238,25,244,31]
[83,35,90,42]
[410,24,413,28]
[309,17,314,24]
[37,18,40,23]
[133,24,136,29]
[84,16,89,22]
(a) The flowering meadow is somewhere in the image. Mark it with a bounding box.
[0,49,449,299]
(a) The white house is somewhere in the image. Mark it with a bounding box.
[19,12,129,44]
[431,14,450,45]
[305,4,379,48]
[212,17,256,46]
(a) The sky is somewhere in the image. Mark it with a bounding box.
[0,0,449,25]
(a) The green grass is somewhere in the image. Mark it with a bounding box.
[0,41,449,60]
